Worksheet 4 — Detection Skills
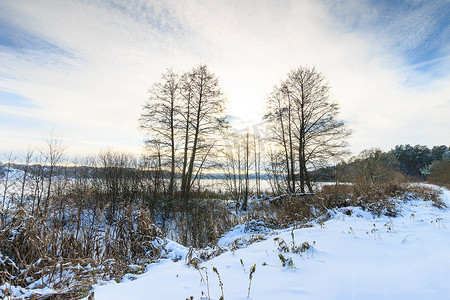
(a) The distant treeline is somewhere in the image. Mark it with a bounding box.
[329,145,450,188]
[2,144,449,188]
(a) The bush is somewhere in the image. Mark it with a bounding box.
[428,160,450,189]
[319,182,445,216]
[245,194,326,228]
[319,184,354,208]
[337,149,405,186]
[174,198,237,248]
[403,184,446,209]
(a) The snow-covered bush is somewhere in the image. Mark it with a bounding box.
[319,182,445,217]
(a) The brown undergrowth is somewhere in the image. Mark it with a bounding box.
[0,206,164,299]
[1,182,445,299]
[319,182,445,216]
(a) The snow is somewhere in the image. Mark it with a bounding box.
[218,220,272,248]
[163,239,190,261]
[88,187,450,300]
[0,284,57,299]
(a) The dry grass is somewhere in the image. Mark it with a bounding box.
[245,194,326,228]
[402,184,446,209]
[173,198,238,248]
[318,182,446,216]
[0,205,164,299]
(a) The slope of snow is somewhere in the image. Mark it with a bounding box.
[91,188,450,300]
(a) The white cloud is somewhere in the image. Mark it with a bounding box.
[0,0,448,156]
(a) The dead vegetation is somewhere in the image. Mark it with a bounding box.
[0,145,447,299]
[0,205,165,298]
[319,182,445,216]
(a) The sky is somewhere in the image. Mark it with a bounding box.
[0,0,449,157]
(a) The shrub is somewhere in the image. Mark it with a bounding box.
[428,160,450,189]
[245,194,327,228]
[319,182,445,216]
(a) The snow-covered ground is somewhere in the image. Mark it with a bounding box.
[89,186,450,300]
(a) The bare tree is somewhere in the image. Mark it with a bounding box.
[140,65,228,207]
[19,147,34,205]
[221,132,242,200]
[253,134,263,195]
[265,87,295,193]
[42,131,66,214]
[265,145,286,195]
[221,130,256,209]
[265,66,351,193]
[1,151,15,226]
[140,69,179,204]
[179,65,228,203]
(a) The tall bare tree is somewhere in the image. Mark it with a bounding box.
[140,69,179,203]
[265,87,295,193]
[179,65,228,202]
[140,65,228,206]
[265,66,351,193]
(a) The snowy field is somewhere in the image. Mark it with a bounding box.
[89,186,450,300]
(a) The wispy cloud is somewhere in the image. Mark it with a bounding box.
[0,0,448,155]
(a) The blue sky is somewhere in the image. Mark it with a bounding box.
[340,1,449,72]
[0,0,449,157]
